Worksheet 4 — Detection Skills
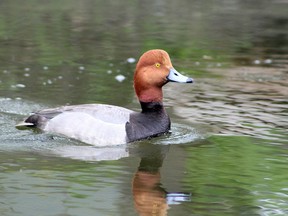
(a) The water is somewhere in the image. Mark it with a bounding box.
[1,1,288,216]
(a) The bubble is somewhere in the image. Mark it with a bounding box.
[264,59,272,64]
[115,74,125,82]
[127,57,136,64]
[15,84,26,88]
[24,68,30,71]
[79,66,85,70]
[203,55,213,60]
[43,66,49,70]
[107,70,112,74]
[254,60,261,65]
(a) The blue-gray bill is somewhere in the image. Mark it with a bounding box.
[167,68,193,83]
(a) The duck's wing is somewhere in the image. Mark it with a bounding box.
[41,104,132,123]
[17,104,133,128]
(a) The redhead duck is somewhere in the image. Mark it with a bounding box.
[17,49,193,146]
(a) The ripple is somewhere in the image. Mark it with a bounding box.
[155,123,205,145]
[165,66,288,142]
[0,97,45,115]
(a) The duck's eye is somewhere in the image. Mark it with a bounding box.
[155,63,161,68]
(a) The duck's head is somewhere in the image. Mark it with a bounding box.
[134,49,193,103]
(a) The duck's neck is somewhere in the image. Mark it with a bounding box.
[140,101,164,113]
[135,83,163,103]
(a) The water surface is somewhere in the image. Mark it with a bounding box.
[0,1,288,216]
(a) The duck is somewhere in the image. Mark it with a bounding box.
[16,49,193,146]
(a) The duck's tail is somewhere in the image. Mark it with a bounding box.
[15,121,35,129]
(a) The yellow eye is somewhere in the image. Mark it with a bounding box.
[155,63,161,68]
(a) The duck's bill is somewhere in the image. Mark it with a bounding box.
[167,68,193,83]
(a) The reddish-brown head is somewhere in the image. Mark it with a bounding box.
[134,49,172,102]
[134,49,193,103]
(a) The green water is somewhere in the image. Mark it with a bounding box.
[1,1,288,216]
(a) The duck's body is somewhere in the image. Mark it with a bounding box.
[17,50,193,146]
[25,104,132,146]
[23,102,170,146]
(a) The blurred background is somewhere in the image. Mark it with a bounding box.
[0,0,287,104]
[0,1,287,216]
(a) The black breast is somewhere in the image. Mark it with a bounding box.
[125,102,171,142]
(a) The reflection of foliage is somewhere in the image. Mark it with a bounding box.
[1,0,286,65]
[0,0,287,102]
[183,135,288,215]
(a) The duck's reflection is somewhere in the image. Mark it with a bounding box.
[130,144,191,216]
[51,142,191,215]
